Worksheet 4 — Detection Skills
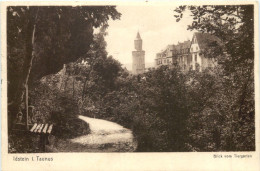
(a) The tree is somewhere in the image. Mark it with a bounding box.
[8,7,40,128]
[81,28,123,99]
[174,5,255,151]
[7,6,121,128]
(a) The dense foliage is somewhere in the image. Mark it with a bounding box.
[173,5,255,151]
[7,6,121,153]
[7,6,121,128]
[30,77,90,139]
[82,65,254,151]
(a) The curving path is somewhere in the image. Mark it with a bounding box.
[48,115,137,152]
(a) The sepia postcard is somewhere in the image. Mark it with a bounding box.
[1,0,260,170]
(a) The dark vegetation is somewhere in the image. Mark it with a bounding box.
[81,65,254,151]
[8,5,254,152]
[7,6,121,152]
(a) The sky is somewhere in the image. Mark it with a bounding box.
[105,5,196,67]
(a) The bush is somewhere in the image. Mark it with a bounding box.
[85,65,254,152]
[30,75,90,139]
[50,94,90,139]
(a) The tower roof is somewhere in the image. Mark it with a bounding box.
[135,31,141,40]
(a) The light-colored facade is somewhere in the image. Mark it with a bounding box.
[155,32,221,71]
[190,33,218,71]
[132,32,145,75]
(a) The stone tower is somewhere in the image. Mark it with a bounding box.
[132,32,145,75]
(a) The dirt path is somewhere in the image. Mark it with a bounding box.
[48,115,137,152]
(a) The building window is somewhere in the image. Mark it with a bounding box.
[196,47,198,50]
[195,54,197,62]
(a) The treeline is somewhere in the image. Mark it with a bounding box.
[78,64,254,151]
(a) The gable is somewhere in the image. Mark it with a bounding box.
[194,32,222,50]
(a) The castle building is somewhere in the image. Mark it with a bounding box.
[155,32,221,71]
[132,32,145,75]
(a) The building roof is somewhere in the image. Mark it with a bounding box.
[179,40,191,49]
[159,45,173,54]
[156,40,191,58]
[167,44,175,50]
[174,40,191,51]
[194,32,222,50]
[135,31,141,40]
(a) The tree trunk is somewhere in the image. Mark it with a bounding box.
[10,7,38,129]
[81,75,88,99]
[238,68,253,117]
[72,76,75,98]
[25,84,29,130]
